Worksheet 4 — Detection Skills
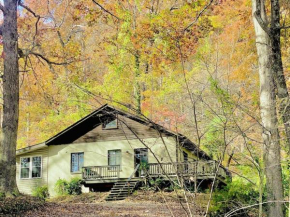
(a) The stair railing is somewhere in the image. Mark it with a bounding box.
[127,164,140,183]
[125,164,140,195]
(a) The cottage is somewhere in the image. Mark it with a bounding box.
[16,104,230,199]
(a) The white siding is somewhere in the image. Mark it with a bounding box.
[16,147,49,195]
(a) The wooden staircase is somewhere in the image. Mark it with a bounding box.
[106,164,141,201]
[105,180,139,201]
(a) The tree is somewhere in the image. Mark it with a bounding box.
[251,0,285,216]
[0,0,20,196]
[0,0,81,196]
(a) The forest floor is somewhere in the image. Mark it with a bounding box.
[21,191,208,217]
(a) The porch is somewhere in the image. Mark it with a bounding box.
[82,160,230,183]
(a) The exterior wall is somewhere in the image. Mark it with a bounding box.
[47,136,177,196]
[180,147,198,161]
[16,147,49,195]
[73,116,163,143]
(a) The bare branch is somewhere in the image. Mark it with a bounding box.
[184,0,213,31]
[92,0,120,20]
[18,1,40,18]
[0,4,5,14]
[280,25,290,30]
[29,52,73,66]
[225,200,288,217]
[18,1,42,41]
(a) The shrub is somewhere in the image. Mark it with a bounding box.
[0,196,44,215]
[144,178,173,191]
[0,192,5,201]
[210,179,261,216]
[32,185,49,200]
[66,177,82,195]
[55,179,68,195]
[55,178,82,196]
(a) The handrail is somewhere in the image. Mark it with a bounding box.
[82,165,120,180]
[127,164,140,183]
[82,161,230,180]
[145,161,230,178]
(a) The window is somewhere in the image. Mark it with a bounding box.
[20,157,30,179]
[71,153,84,173]
[103,119,117,129]
[32,156,42,178]
[108,150,121,169]
[20,156,42,179]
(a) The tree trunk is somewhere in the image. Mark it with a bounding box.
[252,1,284,216]
[134,52,141,113]
[0,0,20,196]
[269,0,290,152]
[258,167,264,217]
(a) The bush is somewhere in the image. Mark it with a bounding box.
[55,178,82,196]
[66,177,82,195]
[141,178,173,191]
[210,179,261,216]
[55,179,68,195]
[0,192,5,201]
[0,196,44,215]
[32,185,49,200]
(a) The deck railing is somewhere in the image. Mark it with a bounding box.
[143,161,229,179]
[82,165,120,180]
[82,161,230,180]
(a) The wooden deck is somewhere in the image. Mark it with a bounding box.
[82,165,121,180]
[144,161,229,179]
[82,161,230,184]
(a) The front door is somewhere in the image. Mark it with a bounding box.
[134,148,148,177]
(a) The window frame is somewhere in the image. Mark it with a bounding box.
[70,152,84,174]
[20,155,42,180]
[108,149,122,170]
[102,117,118,130]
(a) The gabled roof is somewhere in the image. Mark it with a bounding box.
[16,104,211,160]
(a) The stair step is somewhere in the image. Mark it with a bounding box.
[114,183,137,186]
[106,195,127,198]
[110,186,136,192]
[112,185,136,189]
[116,181,137,184]
[113,186,135,189]
[109,192,131,195]
[107,196,127,199]
[110,192,129,194]
[111,189,134,192]
[111,188,134,191]
[111,189,133,192]
[106,198,126,201]
[115,182,137,185]
[105,180,140,201]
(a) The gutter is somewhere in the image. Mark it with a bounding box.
[16,142,47,156]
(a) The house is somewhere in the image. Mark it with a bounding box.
[16,104,230,199]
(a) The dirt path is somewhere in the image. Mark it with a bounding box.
[22,201,204,217]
